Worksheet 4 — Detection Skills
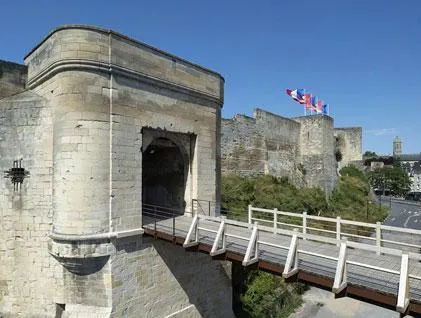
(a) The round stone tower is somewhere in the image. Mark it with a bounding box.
[393,136,402,156]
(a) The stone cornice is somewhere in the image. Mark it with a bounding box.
[26,58,224,105]
[24,24,224,82]
[49,227,144,242]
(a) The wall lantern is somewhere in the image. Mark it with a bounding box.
[4,159,30,191]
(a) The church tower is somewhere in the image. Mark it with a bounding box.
[393,136,402,156]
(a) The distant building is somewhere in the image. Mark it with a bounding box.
[364,138,421,192]
[393,136,402,156]
[363,156,394,171]
[396,153,421,191]
[392,137,421,192]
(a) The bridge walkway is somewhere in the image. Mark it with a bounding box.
[142,206,421,315]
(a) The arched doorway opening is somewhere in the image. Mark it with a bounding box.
[142,137,187,222]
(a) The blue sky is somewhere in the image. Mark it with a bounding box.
[1,1,420,155]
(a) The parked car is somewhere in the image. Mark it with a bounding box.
[374,188,391,196]
[405,191,421,201]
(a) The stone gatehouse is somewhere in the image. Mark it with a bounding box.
[0,25,233,317]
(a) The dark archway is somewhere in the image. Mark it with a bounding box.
[142,137,187,221]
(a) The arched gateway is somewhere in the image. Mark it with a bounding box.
[0,25,233,317]
[141,128,195,220]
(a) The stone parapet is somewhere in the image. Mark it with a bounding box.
[24,25,224,105]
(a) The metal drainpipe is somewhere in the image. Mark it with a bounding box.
[108,31,113,234]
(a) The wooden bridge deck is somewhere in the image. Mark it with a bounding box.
[142,214,421,315]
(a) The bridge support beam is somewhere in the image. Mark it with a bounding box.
[332,238,348,296]
[283,229,299,278]
[210,219,226,256]
[183,214,199,248]
[397,253,410,314]
[242,222,259,266]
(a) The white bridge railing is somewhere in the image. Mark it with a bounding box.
[181,205,421,314]
[248,205,421,255]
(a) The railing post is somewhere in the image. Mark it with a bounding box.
[183,214,199,248]
[397,253,410,313]
[336,216,341,246]
[242,222,259,266]
[172,217,176,241]
[283,228,299,278]
[302,212,307,240]
[208,201,211,216]
[376,222,381,255]
[332,237,348,294]
[210,218,226,256]
[248,205,252,227]
[273,208,278,235]
[154,207,157,237]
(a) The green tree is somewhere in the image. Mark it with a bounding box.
[363,151,377,158]
[241,271,306,318]
[367,166,411,196]
[329,165,388,223]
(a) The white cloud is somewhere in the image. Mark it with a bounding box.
[366,128,397,136]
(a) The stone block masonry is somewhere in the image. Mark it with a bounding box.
[222,109,362,193]
[334,127,362,170]
[0,60,27,99]
[0,25,233,317]
[222,109,305,187]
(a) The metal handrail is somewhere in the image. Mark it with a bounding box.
[248,205,421,254]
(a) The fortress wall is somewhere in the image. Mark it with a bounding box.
[221,109,303,184]
[221,115,265,175]
[254,109,301,183]
[293,115,337,192]
[0,61,27,99]
[110,237,233,318]
[334,127,362,170]
[0,92,56,316]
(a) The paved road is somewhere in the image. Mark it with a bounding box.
[291,287,410,318]
[290,198,421,318]
[381,197,421,230]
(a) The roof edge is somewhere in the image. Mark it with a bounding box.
[24,24,225,82]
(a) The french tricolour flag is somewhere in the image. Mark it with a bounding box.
[286,89,306,104]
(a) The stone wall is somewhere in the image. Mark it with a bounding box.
[110,237,233,317]
[221,109,304,186]
[294,115,337,193]
[221,110,361,193]
[334,127,362,170]
[0,91,56,316]
[0,60,27,99]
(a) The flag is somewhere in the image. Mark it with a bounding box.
[304,94,312,109]
[286,89,299,102]
[310,96,317,108]
[316,100,323,113]
[286,89,306,104]
[322,104,328,114]
[297,89,306,104]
